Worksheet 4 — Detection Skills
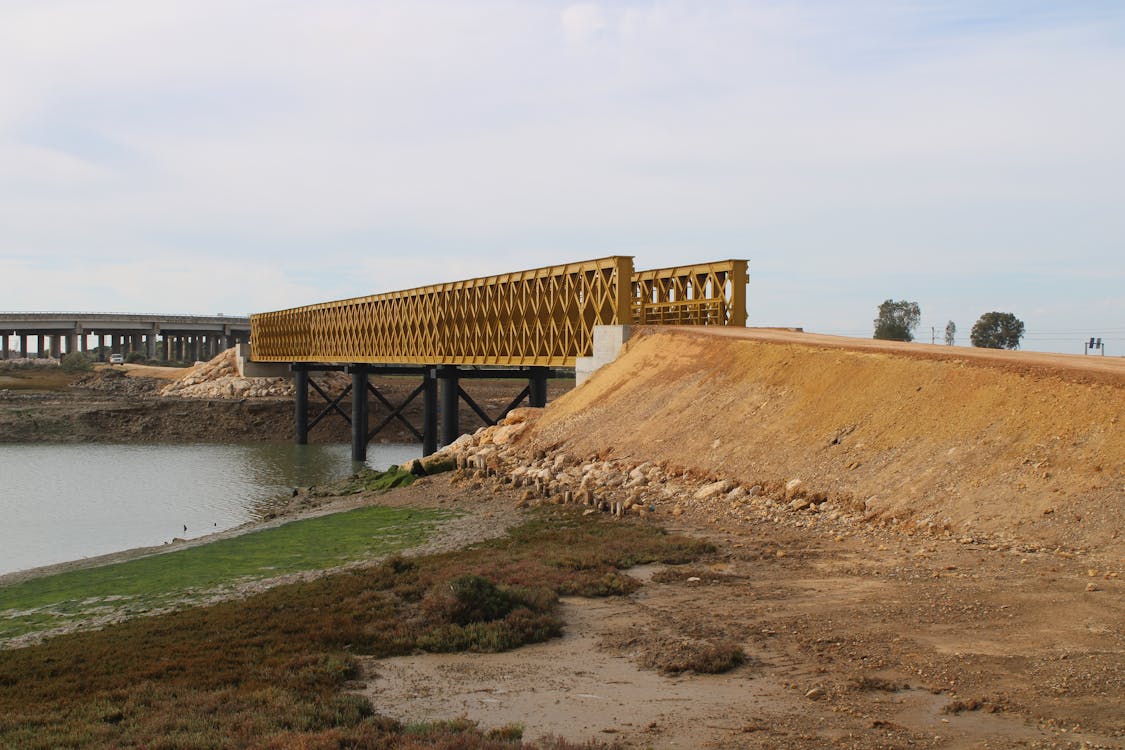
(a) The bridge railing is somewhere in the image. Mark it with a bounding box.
[251,257,635,366]
[632,260,748,327]
[251,256,747,366]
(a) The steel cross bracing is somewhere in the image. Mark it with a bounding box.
[250,257,747,366]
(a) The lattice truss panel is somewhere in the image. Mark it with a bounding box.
[631,260,748,327]
[252,257,635,366]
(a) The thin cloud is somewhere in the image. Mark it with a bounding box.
[0,1,1121,351]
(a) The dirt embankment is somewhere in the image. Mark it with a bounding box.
[527,327,1124,555]
[357,332,1123,748]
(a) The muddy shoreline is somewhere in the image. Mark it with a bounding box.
[0,374,573,444]
[3,455,1123,747]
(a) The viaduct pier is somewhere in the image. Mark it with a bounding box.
[248,256,748,459]
[0,313,250,362]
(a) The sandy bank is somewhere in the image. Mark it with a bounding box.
[526,326,1124,555]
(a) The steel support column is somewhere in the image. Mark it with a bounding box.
[423,365,438,456]
[294,367,309,445]
[529,366,549,408]
[350,365,369,462]
[439,365,460,447]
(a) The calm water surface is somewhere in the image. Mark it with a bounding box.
[0,443,420,576]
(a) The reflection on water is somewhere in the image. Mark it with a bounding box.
[0,443,421,576]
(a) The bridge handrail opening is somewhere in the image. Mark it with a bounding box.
[632,259,748,327]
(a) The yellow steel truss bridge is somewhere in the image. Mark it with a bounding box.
[248,256,746,458]
[251,257,746,367]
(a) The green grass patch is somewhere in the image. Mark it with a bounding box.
[332,465,417,494]
[0,505,453,640]
[0,508,706,748]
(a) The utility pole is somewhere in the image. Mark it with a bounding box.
[931,326,936,345]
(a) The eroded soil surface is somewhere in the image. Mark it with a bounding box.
[360,476,1124,750]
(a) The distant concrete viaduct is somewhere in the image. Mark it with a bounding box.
[0,313,250,363]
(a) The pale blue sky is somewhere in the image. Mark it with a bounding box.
[1,1,1122,353]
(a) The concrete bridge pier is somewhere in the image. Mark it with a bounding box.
[20,335,28,358]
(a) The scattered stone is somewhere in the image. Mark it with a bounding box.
[160,348,311,400]
[695,479,735,501]
[501,407,542,425]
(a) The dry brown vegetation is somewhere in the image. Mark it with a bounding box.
[0,510,709,749]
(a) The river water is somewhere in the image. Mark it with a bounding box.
[0,443,421,576]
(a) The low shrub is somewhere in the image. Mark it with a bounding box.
[60,351,94,373]
[641,638,746,674]
[124,351,147,364]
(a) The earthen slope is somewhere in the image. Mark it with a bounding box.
[527,327,1124,555]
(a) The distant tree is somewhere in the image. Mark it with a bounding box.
[944,320,956,346]
[873,300,921,342]
[970,312,1025,349]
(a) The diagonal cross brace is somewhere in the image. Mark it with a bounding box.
[366,381,425,442]
[308,380,351,430]
[456,384,529,427]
